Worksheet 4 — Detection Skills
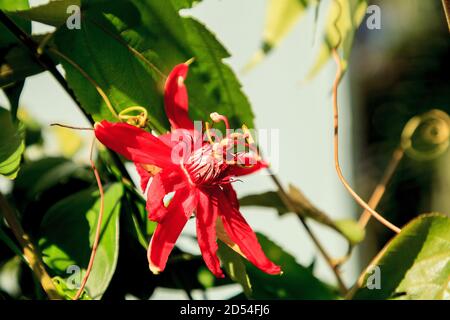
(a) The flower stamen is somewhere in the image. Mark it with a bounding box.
[210,112,230,130]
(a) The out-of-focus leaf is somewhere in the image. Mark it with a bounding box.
[217,240,252,297]
[2,80,24,121]
[352,213,450,300]
[11,0,80,27]
[14,157,90,201]
[307,0,367,79]
[0,106,24,179]
[0,0,30,47]
[49,0,254,130]
[334,219,364,245]
[39,183,122,299]
[52,276,91,300]
[239,191,289,215]
[239,185,365,245]
[0,226,24,260]
[197,266,215,289]
[244,0,312,71]
[247,233,337,299]
[17,109,43,146]
[0,45,44,88]
[51,126,83,158]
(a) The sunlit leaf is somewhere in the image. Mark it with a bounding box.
[39,183,123,299]
[0,106,25,179]
[352,213,450,300]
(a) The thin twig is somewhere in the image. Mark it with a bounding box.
[50,123,93,131]
[267,169,348,295]
[358,147,404,228]
[0,192,61,299]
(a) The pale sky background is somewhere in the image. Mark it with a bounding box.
[0,0,360,299]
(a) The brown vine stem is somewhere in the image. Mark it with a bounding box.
[267,169,348,295]
[442,0,450,32]
[358,147,404,228]
[0,192,61,299]
[73,138,105,300]
[331,48,401,234]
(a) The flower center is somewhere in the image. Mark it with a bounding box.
[181,144,227,186]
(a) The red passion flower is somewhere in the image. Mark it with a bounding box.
[94,62,281,277]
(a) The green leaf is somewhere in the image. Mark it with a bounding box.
[2,80,24,121]
[244,0,312,71]
[11,0,80,27]
[51,0,254,130]
[0,0,30,47]
[307,0,367,79]
[217,240,252,297]
[0,106,24,179]
[52,276,92,300]
[352,213,450,300]
[239,191,289,216]
[247,233,337,299]
[122,189,156,250]
[39,183,123,299]
[334,219,365,245]
[1,45,44,88]
[171,0,201,10]
[197,266,215,289]
[0,225,24,260]
[14,157,91,201]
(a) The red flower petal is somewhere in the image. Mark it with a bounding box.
[164,63,194,130]
[146,170,186,223]
[196,189,224,278]
[147,188,198,274]
[218,185,282,275]
[94,121,174,168]
[135,163,152,192]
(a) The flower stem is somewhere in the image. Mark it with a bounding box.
[0,192,61,299]
[267,169,348,295]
